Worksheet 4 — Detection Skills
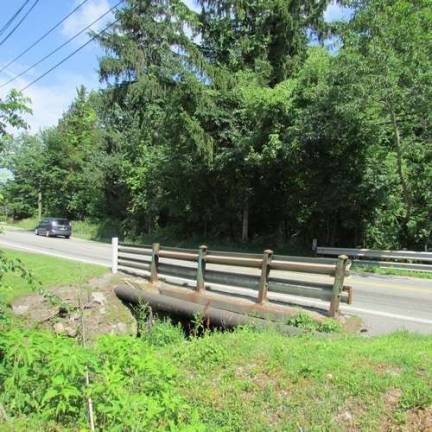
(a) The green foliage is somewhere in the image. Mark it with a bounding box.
[0,249,106,304]
[3,87,105,221]
[286,312,343,333]
[3,0,432,251]
[0,251,35,322]
[0,329,201,430]
[174,328,432,431]
[352,263,432,280]
[337,0,432,249]
[1,134,45,219]
[0,89,31,143]
[1,323,432,430]
[140,319,186,347]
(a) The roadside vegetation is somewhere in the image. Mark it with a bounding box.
[0,249,106,304]
[1,0,431,253]
[0,322,431,431]
[352,264,432,280]
[0,245,430,431]
[7,218,432,280]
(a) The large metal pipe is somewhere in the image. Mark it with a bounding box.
[114,285,302,335]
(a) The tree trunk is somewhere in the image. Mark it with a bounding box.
[242,202,249,242]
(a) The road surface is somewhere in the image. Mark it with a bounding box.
[1,228,431,335]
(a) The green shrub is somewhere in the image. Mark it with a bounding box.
[286,312,342,333]
[141,320,186,347]
[0,329,202,431]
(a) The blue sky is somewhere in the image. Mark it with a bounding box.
[0,0,351,133]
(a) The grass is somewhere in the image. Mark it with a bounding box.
[0,249,107,304]
[0,323,431,431]
[3,217,38,230]
[170,328,432,431]
[352,264,432,279]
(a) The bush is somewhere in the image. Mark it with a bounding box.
[286,312,342,333]
[0,329,202,431]
[141,320,186,347]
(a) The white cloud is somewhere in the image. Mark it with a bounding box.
[324,1,353,22]
[23,75,99,131]
[61,0,113,41]
[0,65,100,133]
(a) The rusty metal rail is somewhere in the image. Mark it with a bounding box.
[112,239,352,316]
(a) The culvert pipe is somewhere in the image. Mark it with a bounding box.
[114,285,302,336]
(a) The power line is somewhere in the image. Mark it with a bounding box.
[21,17,120,92]
[0,0,123,90]
[0,0,92,75]
[0,0,32,37]
[0,0,40,46]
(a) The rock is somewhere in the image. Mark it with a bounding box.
[111,322,129,335]
[12,304,29,315]
[340,411,353,422]
[65,326,78,338]
[53,322,65,334]
[8,274,139,340]
[91,292,106,305]
[69,312,81,322]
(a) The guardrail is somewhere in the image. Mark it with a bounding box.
[314,241,432,272]
[112,238,352,316]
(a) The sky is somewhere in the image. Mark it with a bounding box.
[0,0,351,133]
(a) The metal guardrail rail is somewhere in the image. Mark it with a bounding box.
[112,239,352,316]
[314,241,432,272]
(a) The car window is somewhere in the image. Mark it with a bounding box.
[56,219,69,225]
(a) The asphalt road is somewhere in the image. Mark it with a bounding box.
[1,228,431,335]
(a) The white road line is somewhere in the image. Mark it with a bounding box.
[342,305,432,325]
[0,240,110,267]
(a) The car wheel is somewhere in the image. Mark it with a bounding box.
[65,235,70,239]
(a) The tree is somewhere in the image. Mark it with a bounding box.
[197,0,330,84]
[43,86,105,219]
[0,89,31,144]
[336,0,432,248]
[2,134,46,219]
[91,0,375,244]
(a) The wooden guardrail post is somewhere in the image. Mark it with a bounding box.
[112,237,118,274]
[329,254,349,316]
[150,243,160,284]
[196,245,208,292]
[257,249,273,304]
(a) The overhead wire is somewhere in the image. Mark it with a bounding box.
[0,0,91,74]
[21,17,121,92]
[0,0,32,37]
[0,0,40,46]
[0,0,123,90]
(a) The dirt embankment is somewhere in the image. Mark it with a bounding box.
[11,273,139,340]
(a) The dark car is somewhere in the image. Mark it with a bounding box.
[35,217,71,239]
